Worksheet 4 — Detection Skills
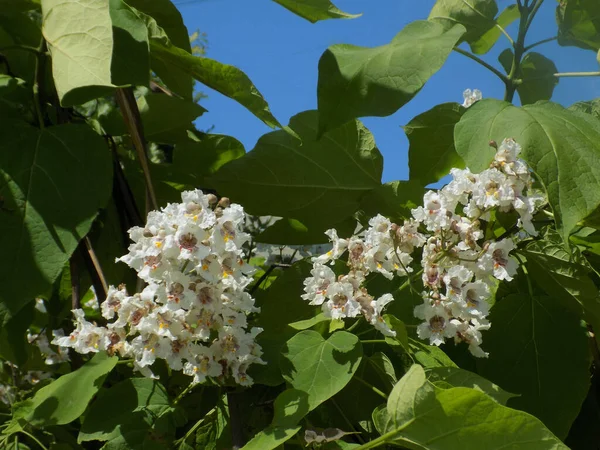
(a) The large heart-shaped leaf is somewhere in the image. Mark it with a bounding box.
[0,121,112,321]
[372,364,567,449]
[455,99,600,239]
[405,102,465,186]
[556,0,600,51]
[317,20,465,134]
[271,0,360,23]
[42,0,149,105]
[478,294,591,439]
[209,110,383,225]
[280,330,362,411]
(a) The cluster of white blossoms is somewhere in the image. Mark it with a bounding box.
[462,88,482,108]
[304,138,542,357]
[53,190,265,386]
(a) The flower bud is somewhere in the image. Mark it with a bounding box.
[206,194,218,206]
[218,197,231,208]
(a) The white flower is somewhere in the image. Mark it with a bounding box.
[415,303,458,346]
[487,239,518,281]
[462,88,482,107]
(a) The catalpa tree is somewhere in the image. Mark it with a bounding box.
[0,0,600,449]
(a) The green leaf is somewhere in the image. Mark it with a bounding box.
[515,51,559,104]
[569,97,600,116]
[455,99,600,239]
[139,14,280,127]
[428,0,498,44]
[520,230,600,319]
[42,0,113,103]
[408,338,457,368]
[288,313,330,331]
[383,314,409,354]
[556,0,600,51]
[172,133,246,185]
[360,180,424,223]
[478,294,591,439]
[42,0,150,105]
[317,20,465,134]
[79,378,179,447]
[109,0,150,88]
[470,4,520,54]
[427,367,516,405]
[125,0,191,52]
[0,11,40,82]
[12,352,117,428]
[241,389,309,450]
[0,122,112,321]
[252,261,318,386]
[0,302,34,366]
[256,216,357,246]
[375,365,568,449]
[101,92,206,143]
[280,330,362,411]
[209,110,383,225]
[272,0,360,23]
[405,102,465,185]
[367,352,397,388]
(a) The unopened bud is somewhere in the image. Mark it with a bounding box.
[218,197,230,208]
[489,140,498,149]
[215,207,224,218]
[206,194,218,206]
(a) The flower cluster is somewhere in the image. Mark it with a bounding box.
[302,218,426,337]
[462,88,482,108]
[304,138,542,357]
[54,190,265,386]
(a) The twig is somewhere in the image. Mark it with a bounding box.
[84,237,108,297]
[524,36,557,51]
[115,87,158,212]
[452,47,510,85]
[32,39,47,128]
[69,255,81,310]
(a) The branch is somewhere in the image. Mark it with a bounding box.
[115,87,158,212]
[70,256,81,310]
[452,47,510,85]
[32,39,47,128]
[524,36,557,52]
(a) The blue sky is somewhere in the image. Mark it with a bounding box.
[176,0,600,182]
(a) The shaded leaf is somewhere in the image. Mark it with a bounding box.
[209,110,382,225]
[478,294,591,439]
[360,180,424,225]
[556,0,600,51]
[455,99,600,239]
[405,102,465,185]
[256,216,356,246]
[272,0,360,23]
[79,378,179,448]
[500,50,559,105]
[0,121,112,321]
[241,389,308,450]
[317,20,465,134]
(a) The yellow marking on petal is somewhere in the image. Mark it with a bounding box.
[202,264,209,271]
[155,241,163,248]
[326,251,332,256]
[193,215,198,222]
